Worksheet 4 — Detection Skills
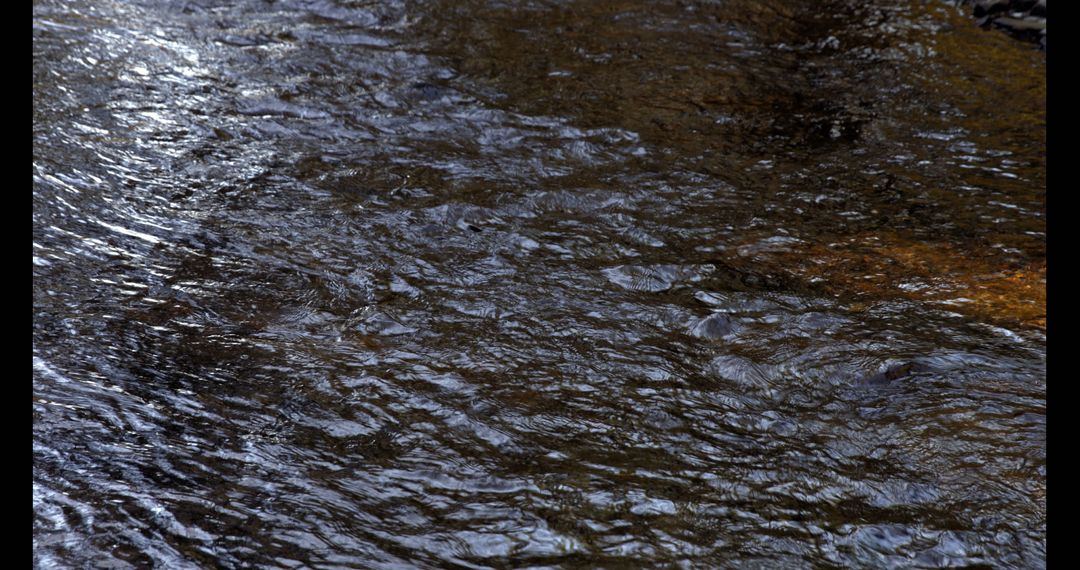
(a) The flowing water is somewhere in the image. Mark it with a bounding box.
[33,0,1045,567]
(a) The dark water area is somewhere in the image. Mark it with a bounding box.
[33,0,1045,567]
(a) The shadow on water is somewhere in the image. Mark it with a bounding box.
[34,0,1043,567]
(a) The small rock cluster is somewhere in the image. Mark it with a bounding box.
[964,0,1046,48]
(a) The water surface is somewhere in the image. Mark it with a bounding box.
[34,0,1045,567]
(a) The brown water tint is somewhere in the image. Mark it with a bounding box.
[34,0,1044,568]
